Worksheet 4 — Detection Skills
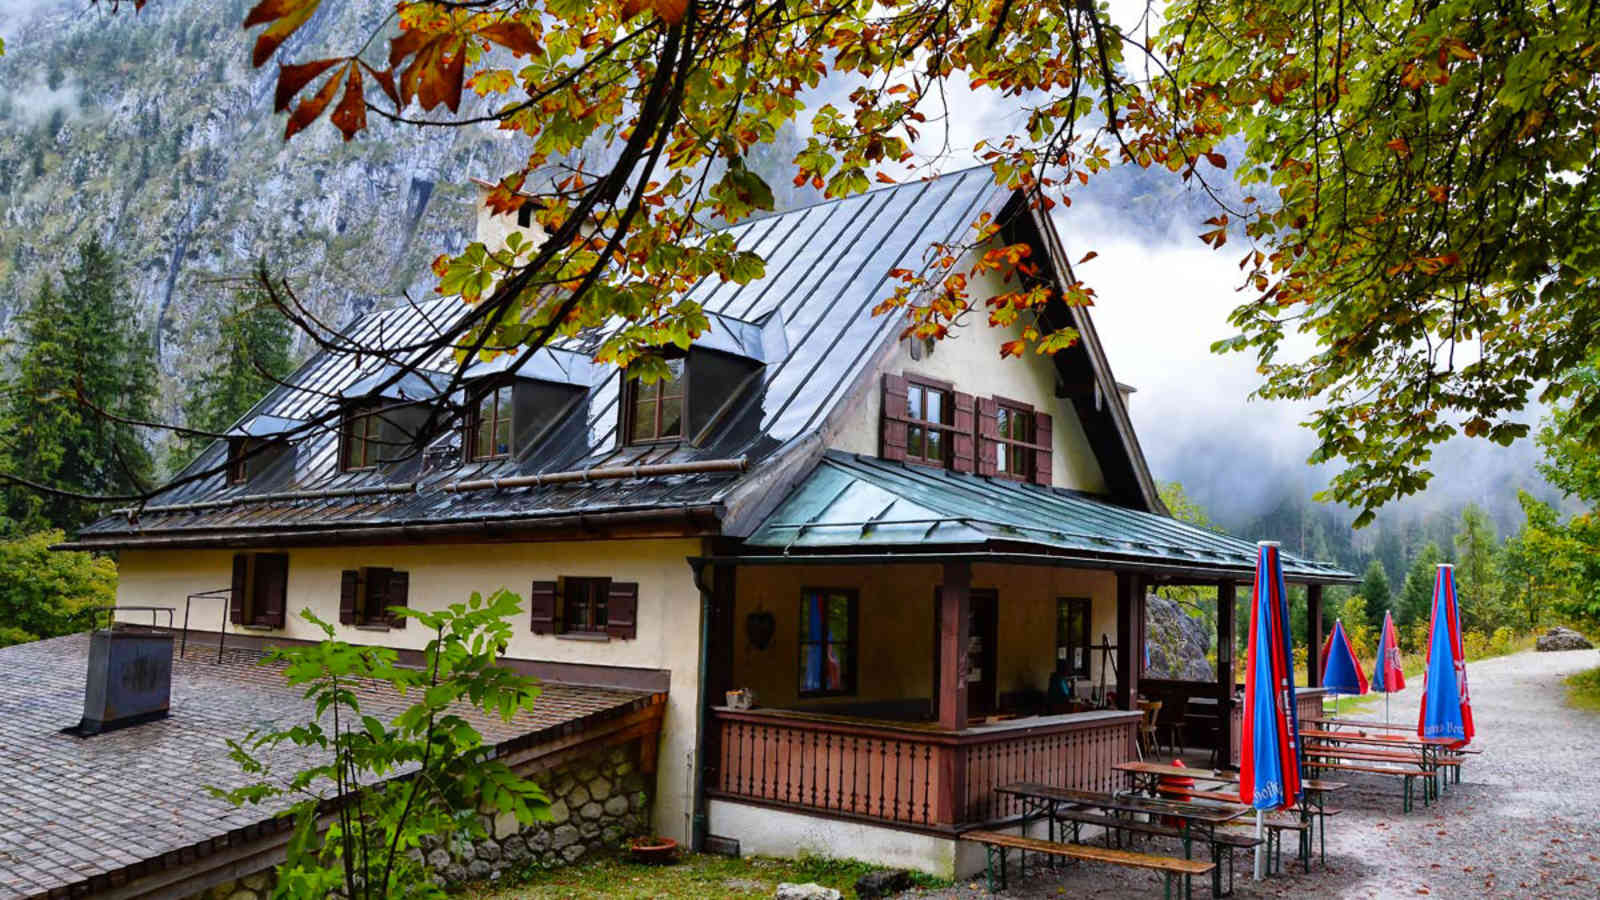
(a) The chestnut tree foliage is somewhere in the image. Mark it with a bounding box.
[67,0,1600,526]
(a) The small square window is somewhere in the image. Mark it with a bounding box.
[562,577,610,634]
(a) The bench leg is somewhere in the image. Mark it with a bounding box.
[1164,872,1172,900]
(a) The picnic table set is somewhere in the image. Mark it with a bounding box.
[965,550,1479,898]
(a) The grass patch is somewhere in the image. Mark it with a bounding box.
[467,852,951,899]
[1565,666,1600,712]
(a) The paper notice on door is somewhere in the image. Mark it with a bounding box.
[967,668,983,682]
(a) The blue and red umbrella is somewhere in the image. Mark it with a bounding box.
[1371,611,1405,722]
[1418,564,1474,747]
[1238,542,1302,878]
[1319,618,1370,699]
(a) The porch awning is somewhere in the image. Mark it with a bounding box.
[742,451,1355,583]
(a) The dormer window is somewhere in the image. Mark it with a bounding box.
[625,358,685,444]
[227,438,269,485]
[468,382,514,461]
[341,402,384,471]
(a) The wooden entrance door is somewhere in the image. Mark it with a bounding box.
[933,587,999,721]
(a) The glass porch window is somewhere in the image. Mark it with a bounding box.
[905,382,952,465]
[995,404,1034,479]
[627,358,685,443]
[470,383,514,461]
[1057,597,1091,678]
[799,588,856,695]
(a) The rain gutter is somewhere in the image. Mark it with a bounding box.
[700,548,1360,585]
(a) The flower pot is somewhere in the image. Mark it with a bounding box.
[628,836,679,865]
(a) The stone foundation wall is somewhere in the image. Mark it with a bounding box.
[190,741,652,898]
[432,742,652,886]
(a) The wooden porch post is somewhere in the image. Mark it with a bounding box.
[935,562,971,826]
[1215,580,1237,768]
[936,561,972,730]
[1306,583,1324,687]
[1115,572,1144,710]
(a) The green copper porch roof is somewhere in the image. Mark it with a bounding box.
[743,452,1356,583]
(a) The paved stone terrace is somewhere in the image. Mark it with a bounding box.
[0,632,650,899]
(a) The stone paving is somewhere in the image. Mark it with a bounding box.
[0,632,649,898]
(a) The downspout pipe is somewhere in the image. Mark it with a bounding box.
[687,555,714,853]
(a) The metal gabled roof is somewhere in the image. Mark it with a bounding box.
[744,451,1356,582]
[75,168,1009,545]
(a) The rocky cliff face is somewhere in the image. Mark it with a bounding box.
[1146,593,1215,681]
[0,0,528,430]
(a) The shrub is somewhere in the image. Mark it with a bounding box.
[1463,630,1490,660]
[1489,626,1515,656]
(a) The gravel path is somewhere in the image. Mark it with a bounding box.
[910,648,1600,899]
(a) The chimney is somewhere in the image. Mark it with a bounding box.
[471,177,549,254]
[74,624,174,736]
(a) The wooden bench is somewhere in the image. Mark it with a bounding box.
[964,830,1215,899]
[1047,808,1258,895]
[1302,759,1433,811]
[1304,745,1457,799]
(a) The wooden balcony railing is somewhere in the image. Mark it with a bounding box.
[709,708,1140,829]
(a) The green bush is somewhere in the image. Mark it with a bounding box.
[0,529,116,645]
[1462,630,1490,660]
[1490,626,1515,656]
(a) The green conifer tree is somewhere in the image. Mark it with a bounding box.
[1,238,156,531]
[178,278,295,464]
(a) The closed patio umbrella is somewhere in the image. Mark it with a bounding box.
[1418,564,1475,746]
[1238,541,1303,879]
[1319,619,1369,715]
[1371,611,1405,723]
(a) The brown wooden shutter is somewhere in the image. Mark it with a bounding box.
[1032,411,1053,486]
[606,581,639,640]
[339,570,360,625]
[881,374,908,461]
[386,571,409,629]
[254,553,289,628]
[952,391,976,474]
[230,554,248,625]
[530,580,557,634]
[976,397,999,477]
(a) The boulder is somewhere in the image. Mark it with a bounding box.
[775,884,842,900]
[854,869,914,898]
[1537,626,1594,652]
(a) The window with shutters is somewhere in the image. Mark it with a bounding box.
[994,403,1035,481]
[467,381,514,461]
[624,358,686,444]
[882,374,973,470]
[229,552,289,629]
[977,395,1052,486]
[529,577,639,640]
[338,567,410,629]
[340,402,385,471]
[798,588,856,696]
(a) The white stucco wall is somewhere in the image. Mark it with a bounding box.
[828,252,1109,494]
[115,539,705,843]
